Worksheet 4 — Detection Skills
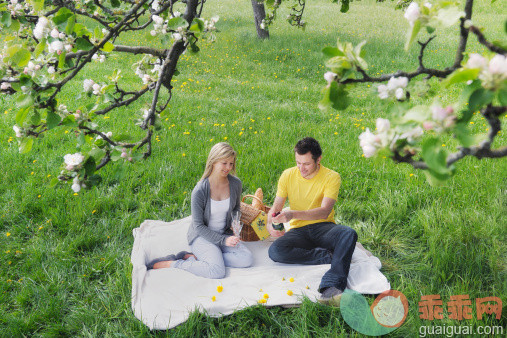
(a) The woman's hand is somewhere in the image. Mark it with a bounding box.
[225,236,240,247]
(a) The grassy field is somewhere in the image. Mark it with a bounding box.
[1,0,505,336]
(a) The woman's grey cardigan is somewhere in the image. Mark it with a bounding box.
[187,175,242,246]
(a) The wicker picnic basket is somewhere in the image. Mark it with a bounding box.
[240,195,271,241]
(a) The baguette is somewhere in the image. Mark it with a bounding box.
[252,188,263,210]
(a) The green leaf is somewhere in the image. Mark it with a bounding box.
[15,108,30,125]
[30,110,41,125]
[444,68,480,87]
[497,87,507,106]
[421,137,451,176]
[61,115,78,127]
[46,110,61,129]
[322,46,344,58]
[319,82,349,111]
[75,37,94,51]
[83,156,96,176]
[110,149,122,161]
[340,0,350,13]
[167,17,188,30]
[453,122,477,147]
[110,0,120,8]
[31,0,45,12]
[405,20,421,51]
[16,94,34,109]
[34,39,47,58]
[49,177,60,188]
[101,42,114,52]
[87,174,102,186]
[73,23,90,37]
[53,7,73,25]
[19,138,34,154]
[460,88,494,123]
[11,48,31,67]
[58,51,66,69]
[1,12,11,27]
[189,18,204,33]
[65,15,75,35]
[435,7,464,28]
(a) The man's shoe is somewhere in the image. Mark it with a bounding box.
[318,287,343,307]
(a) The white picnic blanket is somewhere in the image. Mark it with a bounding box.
[131,217,390,330]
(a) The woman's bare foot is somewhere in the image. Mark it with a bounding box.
[183,253,196,260]
[152,260,174,269]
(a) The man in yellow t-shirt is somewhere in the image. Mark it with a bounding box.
[267,137,357,306]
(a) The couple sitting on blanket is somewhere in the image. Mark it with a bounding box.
[148,137,357,306]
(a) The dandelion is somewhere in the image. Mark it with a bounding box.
[409,174,414,177]
[211,296,216,302]
[263,294,269,299]
[92,210,97,214]
[182,153,186,157]
[289,277,294,282]
[258,299,267,304]
[217,285,223,293]
[287,290,293,296]
[6,232,11,237]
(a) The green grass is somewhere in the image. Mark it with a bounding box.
[1,0,506,336]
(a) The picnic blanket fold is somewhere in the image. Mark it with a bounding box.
[131,217,390,330]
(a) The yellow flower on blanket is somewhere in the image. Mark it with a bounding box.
[263,294,269,299]
[217,285,223,293]
[211,296,216,302]
[287,290,293,296]
[289,277,294,282]
[258,299,267,304]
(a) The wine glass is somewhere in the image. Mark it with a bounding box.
[231,210,243,237]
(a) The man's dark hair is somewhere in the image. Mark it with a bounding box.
[294,137,322,161]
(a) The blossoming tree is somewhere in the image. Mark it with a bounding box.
[317,0,506,184]
[1,0,218,192]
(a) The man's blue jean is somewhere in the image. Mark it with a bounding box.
[268,222,357,292]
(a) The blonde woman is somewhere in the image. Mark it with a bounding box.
[148,143,253,278]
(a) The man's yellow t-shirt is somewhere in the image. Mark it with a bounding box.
[276,165,341,229]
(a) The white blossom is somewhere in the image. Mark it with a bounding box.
[92,83,102,95]
[466,54,487,69]
[64,153,84,169]
[83,79,95,92]
[359,128,378,158]
[50,28,59,39]
[431,104,452,121]
[1,82,11,90]
[71,182,81,193]
[324,71,336,84]
[387,76,408,90]
[395,87,405,100]
[33,17,49,40]
[49,40,64,54]
[13,125,22,137]
[376,118,390,134]
[152,15,164,25]
[65,44,73,52]
[404,2,420,26]
[377,85,389,99]
[488,54,507,76]
[150,30,157,36]
[400,126,424,142]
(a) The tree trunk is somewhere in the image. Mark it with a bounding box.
[251,0,269,39]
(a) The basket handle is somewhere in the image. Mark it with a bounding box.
[242,194,264,207]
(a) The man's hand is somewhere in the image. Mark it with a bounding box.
[267,196,286,238]
[272,210,293,223]
[225,236,240,247]
[267,222,285,238]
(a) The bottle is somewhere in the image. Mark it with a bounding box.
[271,212,284,231]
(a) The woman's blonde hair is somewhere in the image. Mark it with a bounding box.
[200,142,237,180]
